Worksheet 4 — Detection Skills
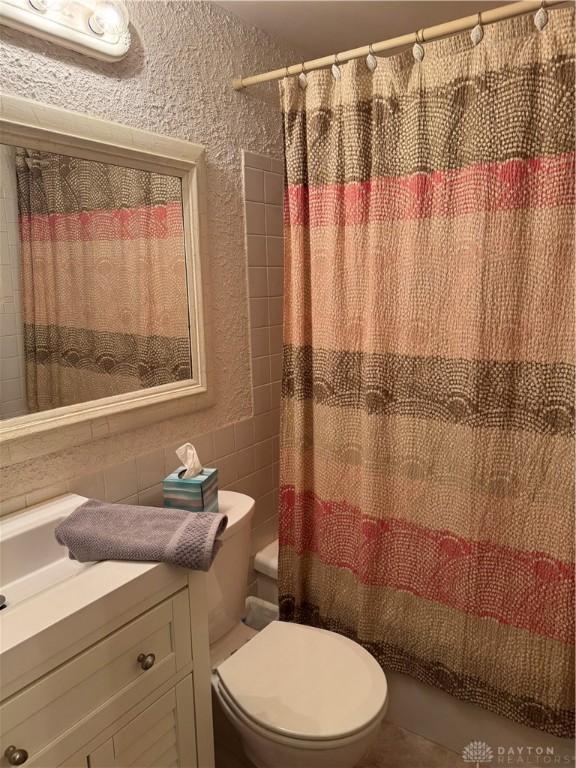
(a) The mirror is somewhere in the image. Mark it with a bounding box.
[0,94,207,438]
[1,145,193,418]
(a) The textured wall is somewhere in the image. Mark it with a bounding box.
[0,1,299,504]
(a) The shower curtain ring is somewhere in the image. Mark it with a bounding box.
[366,43,377,72]
[413,28,425,62]
[471,11,484,45]
[298,61,308,89]
[534,0,549,30]
[331,52,342,80]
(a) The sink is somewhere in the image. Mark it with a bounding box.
[0,494,183,697]
[0,494,94,609]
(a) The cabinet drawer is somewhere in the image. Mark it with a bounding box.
[1,591,191,765]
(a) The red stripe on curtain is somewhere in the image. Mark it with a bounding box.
[279,486,575,644]
[19,201,184,242]
[285,154,575,227]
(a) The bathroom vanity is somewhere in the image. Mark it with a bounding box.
[0,495,215,768]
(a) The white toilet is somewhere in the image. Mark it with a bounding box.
[209,492,389,768]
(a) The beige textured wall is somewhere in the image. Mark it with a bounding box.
[0,1,297,523]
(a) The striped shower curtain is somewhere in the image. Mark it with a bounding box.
[16,149,191,413]
[279,8,575,738]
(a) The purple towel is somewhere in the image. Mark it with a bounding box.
[55,499,227,571]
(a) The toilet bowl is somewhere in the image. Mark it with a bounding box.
[208,493,388,768]
[212,620,388,768]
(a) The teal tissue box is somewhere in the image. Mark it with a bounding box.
[163,467,219,513]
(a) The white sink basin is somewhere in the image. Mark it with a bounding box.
[0,495,184,698]
[0,494,93,609]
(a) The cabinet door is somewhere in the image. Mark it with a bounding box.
[88,678,197,768]
[85,740,114,768]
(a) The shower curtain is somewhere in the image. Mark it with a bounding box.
[16,149,191,412]
[279,8,575,738]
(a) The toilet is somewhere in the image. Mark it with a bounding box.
[209,492,389,768]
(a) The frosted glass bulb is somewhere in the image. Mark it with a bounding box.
[89,0,129,35]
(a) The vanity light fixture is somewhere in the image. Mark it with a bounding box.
[0,0,131,60]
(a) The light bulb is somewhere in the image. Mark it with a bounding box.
[88,0,129,35]
[29,0,70,12]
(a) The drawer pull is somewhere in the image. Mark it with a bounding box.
[137,652,156,670]
[4,746,29,765]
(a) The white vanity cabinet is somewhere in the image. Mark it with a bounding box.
[0,561,215,768]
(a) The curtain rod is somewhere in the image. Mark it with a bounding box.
[232,0,565,90]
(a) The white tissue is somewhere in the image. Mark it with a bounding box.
[176,443,203,479]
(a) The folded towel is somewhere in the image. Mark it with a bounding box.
[55,499,227,571]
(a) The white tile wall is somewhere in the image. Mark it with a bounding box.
[0,149,285,586]
[0,145,27,419]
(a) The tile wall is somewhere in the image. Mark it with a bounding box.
[3,150,284,586]
[0,145,27,419]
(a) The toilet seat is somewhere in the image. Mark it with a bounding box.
[214,621,388,743]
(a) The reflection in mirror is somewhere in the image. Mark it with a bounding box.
[0,144,193,420]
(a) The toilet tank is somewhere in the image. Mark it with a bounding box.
[207,491,255,644]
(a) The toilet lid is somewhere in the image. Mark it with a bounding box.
[215,621,388,741]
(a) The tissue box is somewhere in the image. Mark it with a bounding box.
[163,467,219,514]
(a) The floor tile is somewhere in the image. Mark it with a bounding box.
[358,721,462,768]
